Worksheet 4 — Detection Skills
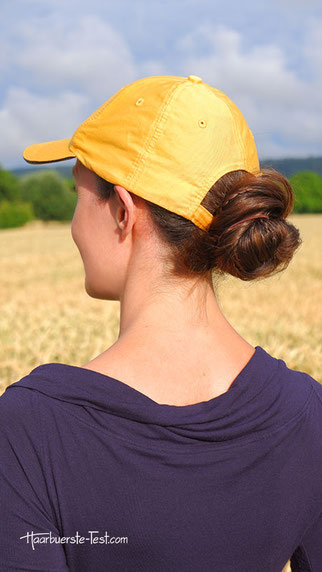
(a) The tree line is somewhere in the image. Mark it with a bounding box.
[0,168,77,229]
[0,166,322,229]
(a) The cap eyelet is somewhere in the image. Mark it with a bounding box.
[136,98,144,106]
[199,119,207,128]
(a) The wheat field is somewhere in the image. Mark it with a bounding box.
[1,214,321,392]
[0,215,321,572]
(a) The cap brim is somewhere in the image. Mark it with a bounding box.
[23,138,75,164]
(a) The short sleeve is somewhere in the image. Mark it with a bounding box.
[291,512,322,571]
[291,378,322,571]
[0,385,69,571]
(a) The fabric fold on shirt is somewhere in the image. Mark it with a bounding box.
[2,344,322,572]
[6,346,315,444]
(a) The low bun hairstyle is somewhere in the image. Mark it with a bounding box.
[95,168,302,282]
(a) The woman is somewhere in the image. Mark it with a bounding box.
[0,75,321,571]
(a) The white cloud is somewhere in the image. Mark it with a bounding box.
[179,24,304,104]
[303,17,322,85]
[14,14,137,98]
[0,88,88,167]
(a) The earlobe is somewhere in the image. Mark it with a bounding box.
[113,185,134,232]
[119,209,127,229]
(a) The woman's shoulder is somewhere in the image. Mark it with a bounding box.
[0,376,42,432]
[275,351,322,397]
[0,377,46,476]
[270,349,322,426]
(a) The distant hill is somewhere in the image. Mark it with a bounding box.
[260,156,322,177]
[12,164,74,179]
[10,156,322,179]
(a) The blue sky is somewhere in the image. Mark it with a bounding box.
[1,0,322,168]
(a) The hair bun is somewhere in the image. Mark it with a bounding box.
[206,169,302,281]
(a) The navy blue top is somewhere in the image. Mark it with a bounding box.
[0,345,322,571]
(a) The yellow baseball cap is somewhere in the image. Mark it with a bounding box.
[23,74,260,231]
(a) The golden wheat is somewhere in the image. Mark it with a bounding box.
[0,214,321,393]
[1,215,320,572]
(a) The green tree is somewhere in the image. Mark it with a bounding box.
[20,171,77,221]
[0,166,21,202]
[0,200,35,229]
[290,171,322,213]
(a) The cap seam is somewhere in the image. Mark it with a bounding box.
[82,83,130,126]
[220,96,247,166]
[187,90,247,224]
[126,80,188,189]
[71,83,131,149]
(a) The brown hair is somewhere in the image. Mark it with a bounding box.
[95,168,302,282]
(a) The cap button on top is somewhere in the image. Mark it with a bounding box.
[187,75,203,83]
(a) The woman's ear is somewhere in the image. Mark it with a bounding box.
[113,185,135,234]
